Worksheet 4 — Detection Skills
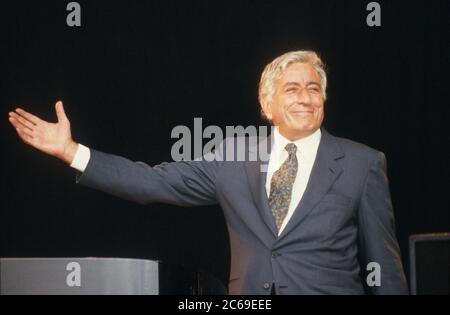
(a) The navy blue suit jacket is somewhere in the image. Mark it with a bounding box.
[76,128,408,294]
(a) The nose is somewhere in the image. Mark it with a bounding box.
[296,87,312,105]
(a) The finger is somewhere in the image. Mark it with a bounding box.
[15,108,42,125]
[9,116,33,134]
[10,111,35,127]
[9,112,35,130]
[55,101,68,123]
[16,122,34,138]
[16,126,35,144]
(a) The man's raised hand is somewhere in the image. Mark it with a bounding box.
[8,101,78,164]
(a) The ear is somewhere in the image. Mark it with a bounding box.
[259,96,273,121]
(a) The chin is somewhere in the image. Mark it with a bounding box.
[290,121,315,131]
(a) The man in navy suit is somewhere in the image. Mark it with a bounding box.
[9,51,408,294]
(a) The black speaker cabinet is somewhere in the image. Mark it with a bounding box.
[409,233,450,295]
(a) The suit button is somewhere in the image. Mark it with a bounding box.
[263,282,271,290]
[271,251,280,258]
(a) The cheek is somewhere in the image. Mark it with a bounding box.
[311,105,324,123]
[271,97,289,115]
[312,99,324,112]
[314,104,324,113]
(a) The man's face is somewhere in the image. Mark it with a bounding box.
[262,62,325,140]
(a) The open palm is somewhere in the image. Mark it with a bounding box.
[8,101,78,164]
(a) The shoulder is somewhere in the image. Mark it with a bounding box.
[324,130,386,166]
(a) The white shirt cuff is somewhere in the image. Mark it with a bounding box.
[70,143,91,172]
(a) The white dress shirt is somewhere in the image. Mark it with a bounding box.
[70,143,91,172]
[70,127,322,236]
[265,127,321,235]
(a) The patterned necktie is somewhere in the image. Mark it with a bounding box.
[269,143,298,231]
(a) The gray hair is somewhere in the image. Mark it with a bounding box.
[258,51,327,117]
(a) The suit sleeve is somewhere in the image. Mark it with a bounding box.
[75,148,222,207]
[357,152,409,294]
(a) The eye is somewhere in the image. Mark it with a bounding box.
[285,88,296,93]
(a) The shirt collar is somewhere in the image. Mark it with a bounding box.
[272,127,322,162]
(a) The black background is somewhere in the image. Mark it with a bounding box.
[1,0,449,288]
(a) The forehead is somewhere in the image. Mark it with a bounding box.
[277,62,321,85]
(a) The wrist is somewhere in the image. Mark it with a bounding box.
[62,140,78,165]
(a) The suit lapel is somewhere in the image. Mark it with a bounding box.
[276,128,345,243]
[244,134,279,238]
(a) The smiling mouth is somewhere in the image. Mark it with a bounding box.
[290,111,313,115]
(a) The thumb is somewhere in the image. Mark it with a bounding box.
[55,101,68,123]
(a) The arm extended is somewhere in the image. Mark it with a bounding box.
[8,101,221,207]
